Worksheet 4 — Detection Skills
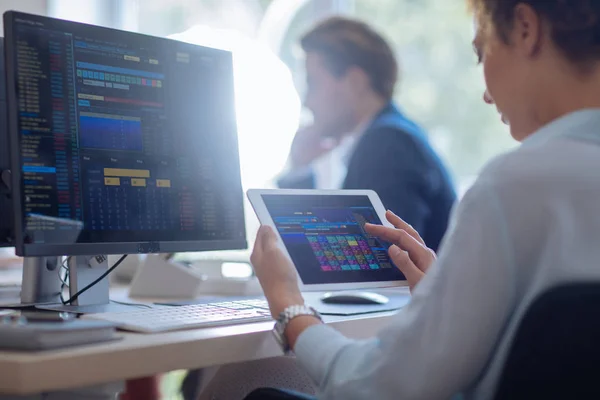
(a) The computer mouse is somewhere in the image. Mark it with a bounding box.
[320,291,389,305]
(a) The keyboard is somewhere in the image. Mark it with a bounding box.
[83,299,273,333]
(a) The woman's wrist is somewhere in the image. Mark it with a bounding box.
[268,289,305,317]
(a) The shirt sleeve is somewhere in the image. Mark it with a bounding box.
[294,178,518,400]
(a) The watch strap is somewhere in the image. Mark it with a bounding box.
[274,304,322,353]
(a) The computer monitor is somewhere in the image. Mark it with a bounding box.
[0,37,13,248]
[2,12,247,310]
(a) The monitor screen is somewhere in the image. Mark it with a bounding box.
[0,37,13,247]
[262,194,406,285]
[4,12,246,256]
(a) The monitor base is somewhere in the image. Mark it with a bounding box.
[20,256,63,305]
[20,255,114,313]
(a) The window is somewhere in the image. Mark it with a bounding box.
[130,0,516,197]
[352,0,516,193]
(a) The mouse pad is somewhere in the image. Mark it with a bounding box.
[302,291,411,316]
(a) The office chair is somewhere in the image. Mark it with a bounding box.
[244,283,600,400]
[493,282,600,400]
[244,388,315,400]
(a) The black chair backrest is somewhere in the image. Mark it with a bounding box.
[494,283,600,400]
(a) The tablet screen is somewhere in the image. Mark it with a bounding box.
[261,194,406,285]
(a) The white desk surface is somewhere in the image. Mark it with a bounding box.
[0,291,400,395]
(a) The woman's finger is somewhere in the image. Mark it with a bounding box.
[385,210,425,245]
[365,224,434,271]
[259,225,279,253]
[388,245,424,290]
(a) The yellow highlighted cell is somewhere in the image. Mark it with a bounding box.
[104,168,150,178]
[131,178,146,187]
[156,179,171,188]
[104,177,120,186]
[124,55,140,62]
[78,93,104,101]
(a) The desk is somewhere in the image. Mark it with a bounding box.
[0,304,397,396]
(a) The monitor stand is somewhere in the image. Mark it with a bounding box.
[21,255,135,314]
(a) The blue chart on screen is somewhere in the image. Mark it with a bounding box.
[79,114,143,151]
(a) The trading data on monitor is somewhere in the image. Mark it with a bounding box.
[262,195,406,285]
[8,14,245,246]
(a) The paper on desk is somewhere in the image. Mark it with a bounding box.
[0,267,22,286]
[0,264,22,302]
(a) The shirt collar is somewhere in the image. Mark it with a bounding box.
[522,108,600,148]
[340,102,395,166]
[339,117,374,166]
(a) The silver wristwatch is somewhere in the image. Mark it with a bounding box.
[273,304,322,354]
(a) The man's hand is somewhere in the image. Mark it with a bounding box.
[289,125,338,168]
[365,210,436,291]
[250,226,304,317]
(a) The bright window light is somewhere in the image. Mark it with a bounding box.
[169,26,301,191]
[169,26,301,262]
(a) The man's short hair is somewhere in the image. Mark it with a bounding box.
[300,16,398,100]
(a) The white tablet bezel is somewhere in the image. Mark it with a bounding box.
[246,189,408,291]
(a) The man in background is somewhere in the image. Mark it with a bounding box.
[278,16,455,251]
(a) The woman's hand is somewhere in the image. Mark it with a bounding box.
[250,226,304,317]
[365,210,436,291]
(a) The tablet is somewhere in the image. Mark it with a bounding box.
[247,189,407,291]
